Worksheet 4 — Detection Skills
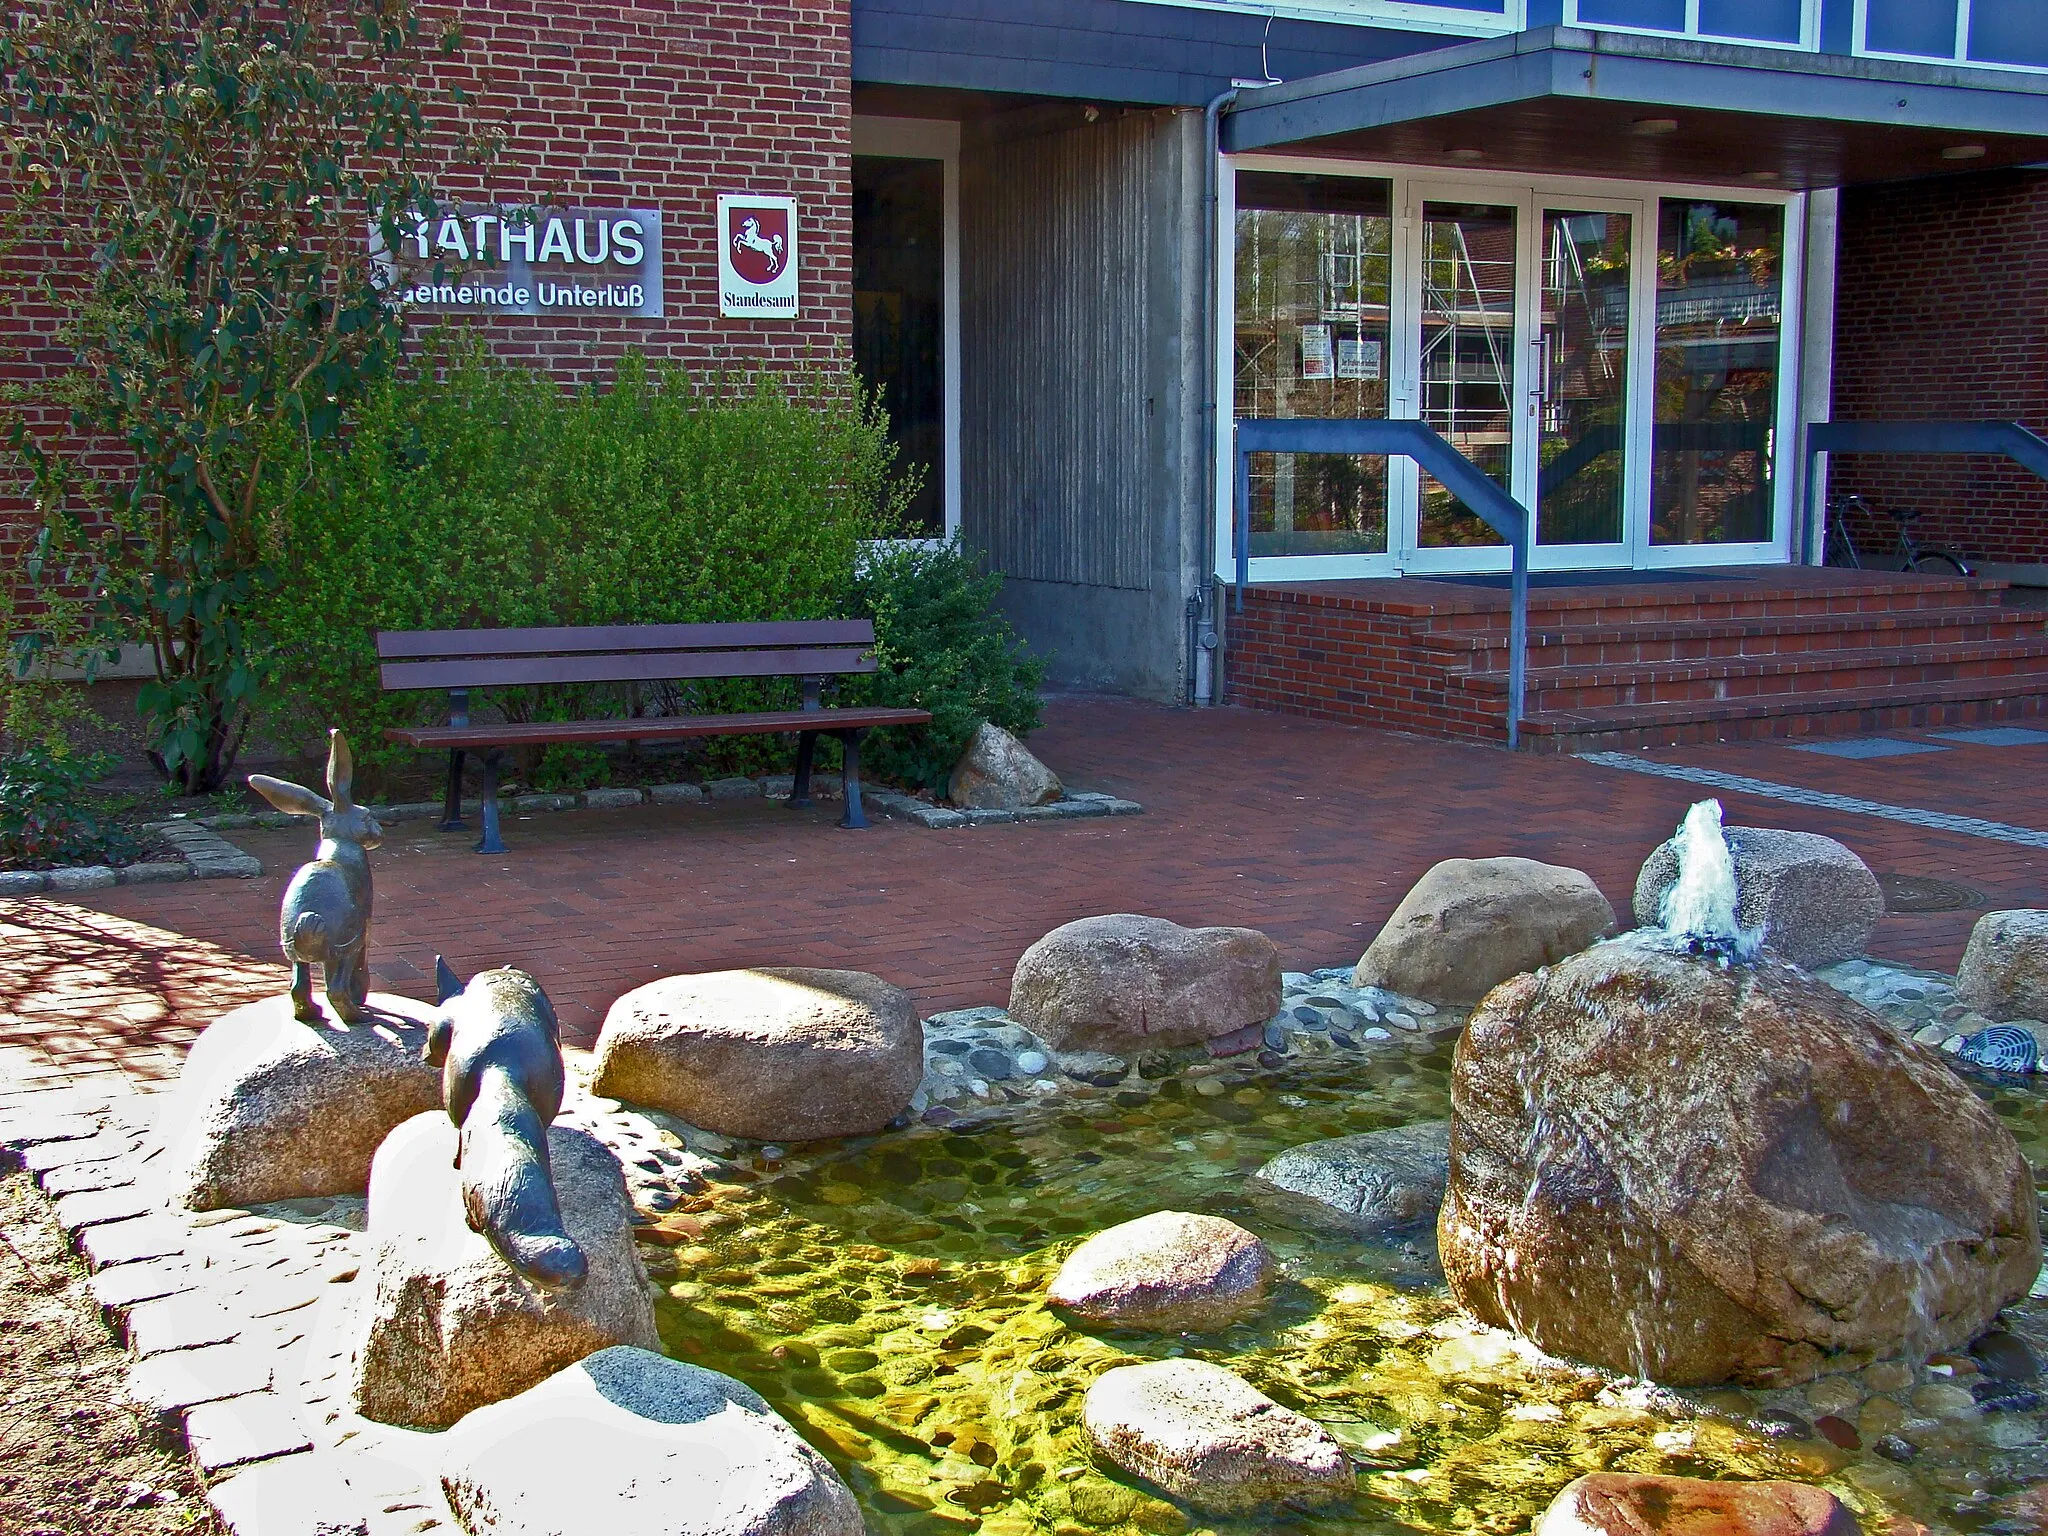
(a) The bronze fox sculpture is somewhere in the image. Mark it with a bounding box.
[425,959,588,1292]
[249,729,381,1023]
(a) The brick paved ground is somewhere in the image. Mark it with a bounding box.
[4,694,2044,1096]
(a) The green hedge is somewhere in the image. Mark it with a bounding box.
[255,339,1043,795]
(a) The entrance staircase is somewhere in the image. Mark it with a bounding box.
[1224,569,2048,751]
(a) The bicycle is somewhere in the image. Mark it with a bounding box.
[1823,493,1973,577]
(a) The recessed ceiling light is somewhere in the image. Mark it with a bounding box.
[1447,147,1484,161]
[1631,117,1679,136]
[1942,143,1987,160]
[1742,169,1780,182]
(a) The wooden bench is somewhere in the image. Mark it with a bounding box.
[376,620,931,853]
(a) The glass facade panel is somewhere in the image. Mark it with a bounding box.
[1418,201,1515,549]
[1862,0,1958,57]
[1651,200,1783,548]
[1538,211,1631,547]
[1575,0,1688,28]
[1234,173,1394,558]
[852,156,945,536]
[1697,0,1805,42]
[1970,0,2048,67]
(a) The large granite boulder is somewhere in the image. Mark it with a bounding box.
[1010,914,1282,1053]
[1441,939,2038,1386]
[949,721,1062,810]
[439,1346,863,1536]
[1084,1358,1354,1514]
[1254,1121,1449,1236]
[1959,910,2048,1023]
[591,968,922,1142]
[1632,827,1883,969]
[158,993,441,1211]
[1354,858,1615,1004]
[350,1113,659,1429]
[1049,1210,1274,1331]
[1535,1474,1864,1536]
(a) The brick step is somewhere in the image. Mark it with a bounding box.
[1420,574,2008,633]
[1458,638,2048,710]
[1426,606,2046,671]
[1517,674,2048,753]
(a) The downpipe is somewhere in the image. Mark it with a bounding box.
[1192,86,1237,707]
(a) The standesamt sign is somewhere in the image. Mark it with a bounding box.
[717,194,799,318]
[379,206,663,317]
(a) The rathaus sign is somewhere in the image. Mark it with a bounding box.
[378,206,664,317]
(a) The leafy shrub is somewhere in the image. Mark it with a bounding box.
[851,538,1046,793]
[253,336,910,790]
[0,746,134,867]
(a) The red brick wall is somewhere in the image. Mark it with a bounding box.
[1831,169,2048,565]
[425,0,852,379]
[1224,588,1507,743]
[0,0,854,611]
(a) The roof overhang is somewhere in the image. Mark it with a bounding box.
[1221,26,2048,189]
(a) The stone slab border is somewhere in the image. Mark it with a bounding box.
[0,819,262,895]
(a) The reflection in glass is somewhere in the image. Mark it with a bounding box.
[1651,200,1783,547]
[1418,201,1515,549]
[852,156,945,536]
[1537,210,1631,547]
[1233,173,1393,558]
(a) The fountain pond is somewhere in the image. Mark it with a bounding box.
[624,987,2048,1536]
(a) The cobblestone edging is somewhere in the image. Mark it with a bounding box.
[0,819,262,896]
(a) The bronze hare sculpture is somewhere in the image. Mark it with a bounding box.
[249,729,382,1024]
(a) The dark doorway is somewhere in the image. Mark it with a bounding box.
[852,155,945,537]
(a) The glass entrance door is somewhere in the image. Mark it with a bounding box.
[1392,185,1641,571]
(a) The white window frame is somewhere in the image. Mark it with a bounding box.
[1851,0,2048,75]
[1117,0,1522,39]
[1562,0,1821,51]
[850,115,962,544]
[1216,154,1806,584]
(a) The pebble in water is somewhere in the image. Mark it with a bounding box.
[1973,1330,2042,1382]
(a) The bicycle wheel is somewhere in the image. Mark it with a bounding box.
[1909,550,1971,577]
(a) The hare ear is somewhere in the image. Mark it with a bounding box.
[435,955,466,1005]
[325,729,355,807]
[248,773,329,819]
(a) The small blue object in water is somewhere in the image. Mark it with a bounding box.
[1956,1024,2041,1075]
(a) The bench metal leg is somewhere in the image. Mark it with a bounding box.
[476,749,508,855]
[440,749,467,831]
[836,728,869,830]
[788,731,817,809]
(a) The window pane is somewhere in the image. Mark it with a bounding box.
[1698,0,1805,43]
[1234,176,1394,558]
[853,156,945,537]
[1970,0,2048,67]
[1575,0,1688,29]
[1538,211,1632,548]
[1418,202,1516,549]
[1651,200,1783,548]
[1863,0,1957,57]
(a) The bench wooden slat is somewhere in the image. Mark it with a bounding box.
[386,706,931,750]
[376,620,874,661]
[379,646,878,692]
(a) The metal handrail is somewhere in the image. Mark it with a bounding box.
[1802,420,2048,564]
[1232,416,1531,749]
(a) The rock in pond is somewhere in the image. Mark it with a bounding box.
[1084,1357,1354,1514]
[1354,857,1615,1005]
[1254,1121,1449,1235]
[1535,1473,1864,1536]
[1958,910,2048,1023]
[1010,914,1282,1053]
[350,1113,659,1429]
[1441,938,2039,1387]
[1049,1210,1274,1331]
[439,1346,863,1536]
[1633,826,1883,969]
[158,992,441,1211]
[591,968,922,1142]
[948,720,1062,810]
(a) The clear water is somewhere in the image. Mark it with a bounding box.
[636,1038,2048,1536]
